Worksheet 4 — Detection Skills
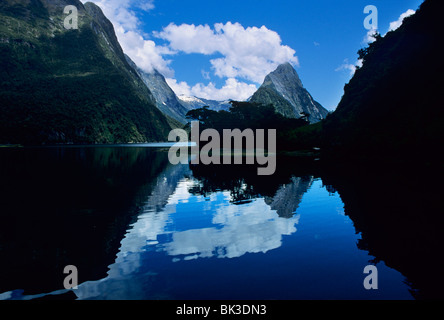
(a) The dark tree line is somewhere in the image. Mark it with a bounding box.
[185,101,311,150]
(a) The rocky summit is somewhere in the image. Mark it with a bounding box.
[250,63,328,123]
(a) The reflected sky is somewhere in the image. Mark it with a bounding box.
[73,167,302,299]
[70,167,410,300]
[0,152,414,300]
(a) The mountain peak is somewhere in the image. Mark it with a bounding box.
[250,62,328,123]
[276,62,296,72]
[264,62,303,89]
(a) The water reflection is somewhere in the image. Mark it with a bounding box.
[0,147,171,296]
[320,161,444,300]
[0,148,441,299]
[163,195,300,260]
[72,163,304,299]
[71,159,409,300]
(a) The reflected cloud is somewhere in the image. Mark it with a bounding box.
[163,198,300,260]
[114,175,301,265]
[1,148,421,300]
[73,166,303,299]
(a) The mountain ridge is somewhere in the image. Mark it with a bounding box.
[0,0,172,144]
[321,0,444,159]
[124,54,189,125]
[250,63,329,123]
[177,94,232,112]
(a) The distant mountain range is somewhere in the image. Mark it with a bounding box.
[125,58,234,124]
[0,0,339,145]
[124,55,190,125]
[177,95,232,112]
[139,61,328,125]
[128,66,232,124]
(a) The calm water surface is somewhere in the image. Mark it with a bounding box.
[0,146,442,300]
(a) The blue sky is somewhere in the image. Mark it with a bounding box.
[83,0,424,110]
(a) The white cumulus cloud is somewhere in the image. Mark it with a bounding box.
[157,22,299,84]
[362,8,416,44]
[166,78,257,101]
[335,58,363,77]
[344,8,416,78]
[81,2,298,101]
[165,78,192,97]
[81,0,174,76]
[364,27,378,44]
[388,9,416,32]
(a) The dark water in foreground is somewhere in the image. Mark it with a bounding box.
[0,146,442,300]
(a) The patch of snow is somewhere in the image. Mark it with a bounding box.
[178,95,203,103]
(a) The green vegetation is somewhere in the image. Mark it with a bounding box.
[183,0,443,160]
[0,1,172,145]
[249,86,296,119]
[223,0,443,159]
[322,0,444,161]
[2,0,441,155]
[280,121,323,150]
[185,101,312,151]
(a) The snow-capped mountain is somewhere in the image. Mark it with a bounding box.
[177,95,232,112]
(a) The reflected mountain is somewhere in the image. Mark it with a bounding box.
[188,158,444,299]
[70,160,312,299]
[188,156,318,217]
[0,147,172,296]
[1,147,442,300]
[74,192,301,299]
[264,176,314,218]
